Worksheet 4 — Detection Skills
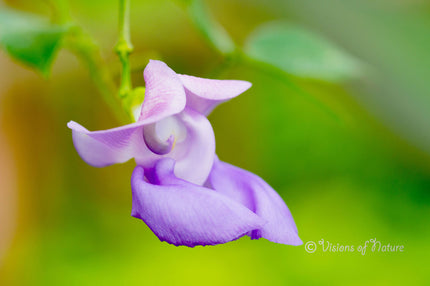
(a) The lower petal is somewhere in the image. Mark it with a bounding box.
[207,157,302,245]
[131,159,266,247]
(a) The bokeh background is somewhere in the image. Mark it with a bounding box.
[1,0,430,285]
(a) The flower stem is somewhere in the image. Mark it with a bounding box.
[186,0,236,56]
[115,0,134,99]
[48,0,130,123]
[64,26,129,124]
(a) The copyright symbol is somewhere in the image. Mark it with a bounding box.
[305,241,317,253]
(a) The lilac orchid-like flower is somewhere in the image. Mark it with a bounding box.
[68,60,302,247]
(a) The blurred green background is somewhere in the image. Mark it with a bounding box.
[1,0,430,285]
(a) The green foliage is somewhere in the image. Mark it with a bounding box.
[0,8,67,76]
[186,0,235,55]
[245,21,362,82]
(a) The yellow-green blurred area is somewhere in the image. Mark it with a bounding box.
[1,0,430,285]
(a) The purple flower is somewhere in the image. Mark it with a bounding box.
[68,60,302,247]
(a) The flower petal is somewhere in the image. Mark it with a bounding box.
[139,60,186,121]
[207,157,302,245]
[69,107,215,183]
[67,120,151,167]
[169,108,215,185]
[179,74,252,115]
[131,159,266,247]
[135,108,216,185]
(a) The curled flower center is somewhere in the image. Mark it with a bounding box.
[142,116,187,155]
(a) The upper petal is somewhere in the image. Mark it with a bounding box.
[179,74,251,115]
[68,60,188,168]
[207,157,302,245]
[139,60,186,121]
[131,159,266,247]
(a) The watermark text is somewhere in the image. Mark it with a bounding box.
[304,238,404,255]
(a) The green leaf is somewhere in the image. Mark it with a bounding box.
[0,8,67,76]
[244,21,362,82]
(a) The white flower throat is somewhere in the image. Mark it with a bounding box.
[142,116,187,155]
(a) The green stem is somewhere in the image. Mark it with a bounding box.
[115,0,133,99]
[187,0,236,56]
[48,0,130,123]
[48,0,72,24]
[64,27,129,123]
